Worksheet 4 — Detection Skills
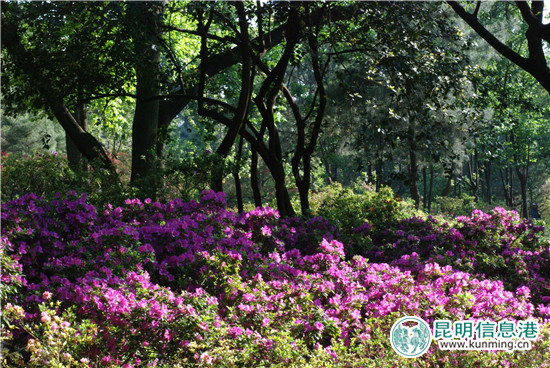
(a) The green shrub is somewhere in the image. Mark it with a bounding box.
[433,194,479,217]
[0,151,136,207]
[309,182,416,231]
[162,151,229,202]
[1,151,77,201]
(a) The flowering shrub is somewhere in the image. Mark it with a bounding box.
[354,207,550,312]
[2,191,550,367]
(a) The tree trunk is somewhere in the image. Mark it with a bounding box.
[211,3,253,192]
[250,146,262,207]
[500,168,510,207]
[428,166,434,212]
[422,167,427,210]
[233,136,244,213]
[1,15,116,176]
[407,127,420,209]
[448,1,550,96]
[272,165,294,218]
[509,167,514,207]
[516,166,529,218]
[66,102,88,172]
[129,2,162,198]
[474,144,480,201]
[485,161,492,204]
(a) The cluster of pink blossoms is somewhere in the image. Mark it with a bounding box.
[1,190,549,366]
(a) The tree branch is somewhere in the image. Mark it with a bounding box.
[159,23,238,44]
[447,1,530,71]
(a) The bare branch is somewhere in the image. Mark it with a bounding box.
[473,1,481,18]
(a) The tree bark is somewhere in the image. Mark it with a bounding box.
[407,125,420,209]
[129,2,162,198]
[66,102,88,172]
[233,136,244,213]
[211,2,253,192]
[516,167,529,218]
[250,146,262,207]
[448,1,550,95]
[485,161,492,203]
[428,166,434,212]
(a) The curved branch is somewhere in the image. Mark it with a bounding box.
[447,1,530,70]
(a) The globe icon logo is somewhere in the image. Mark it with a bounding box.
[390,316,432,358]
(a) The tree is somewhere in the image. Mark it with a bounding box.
[1,113,65,155]
[448,1,550,95]
[126,2,164,197]
[312,2,473,208]
[1,2,135,175]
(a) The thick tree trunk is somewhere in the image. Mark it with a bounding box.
[233,136,244,213]
[129,2,162,198]
[297,158,311,216]
[266,157,294,217]
[66,103,88,172]
[53,103,116,175]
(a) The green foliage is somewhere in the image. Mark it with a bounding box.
[1,152,78,201]
[0,239,24,308]
[309,182,417,231]
[1,1,135,116]
[162,151,231,202]
[2,301,98,368]
[0,151,136,207]
[434,194,477,217]
[1,113,66,155]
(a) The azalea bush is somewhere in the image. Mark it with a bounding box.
[1,191,550,367]
[356,208,550,308]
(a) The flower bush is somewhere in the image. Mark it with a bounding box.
[355,208,550,309]
[2,191,550,367]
